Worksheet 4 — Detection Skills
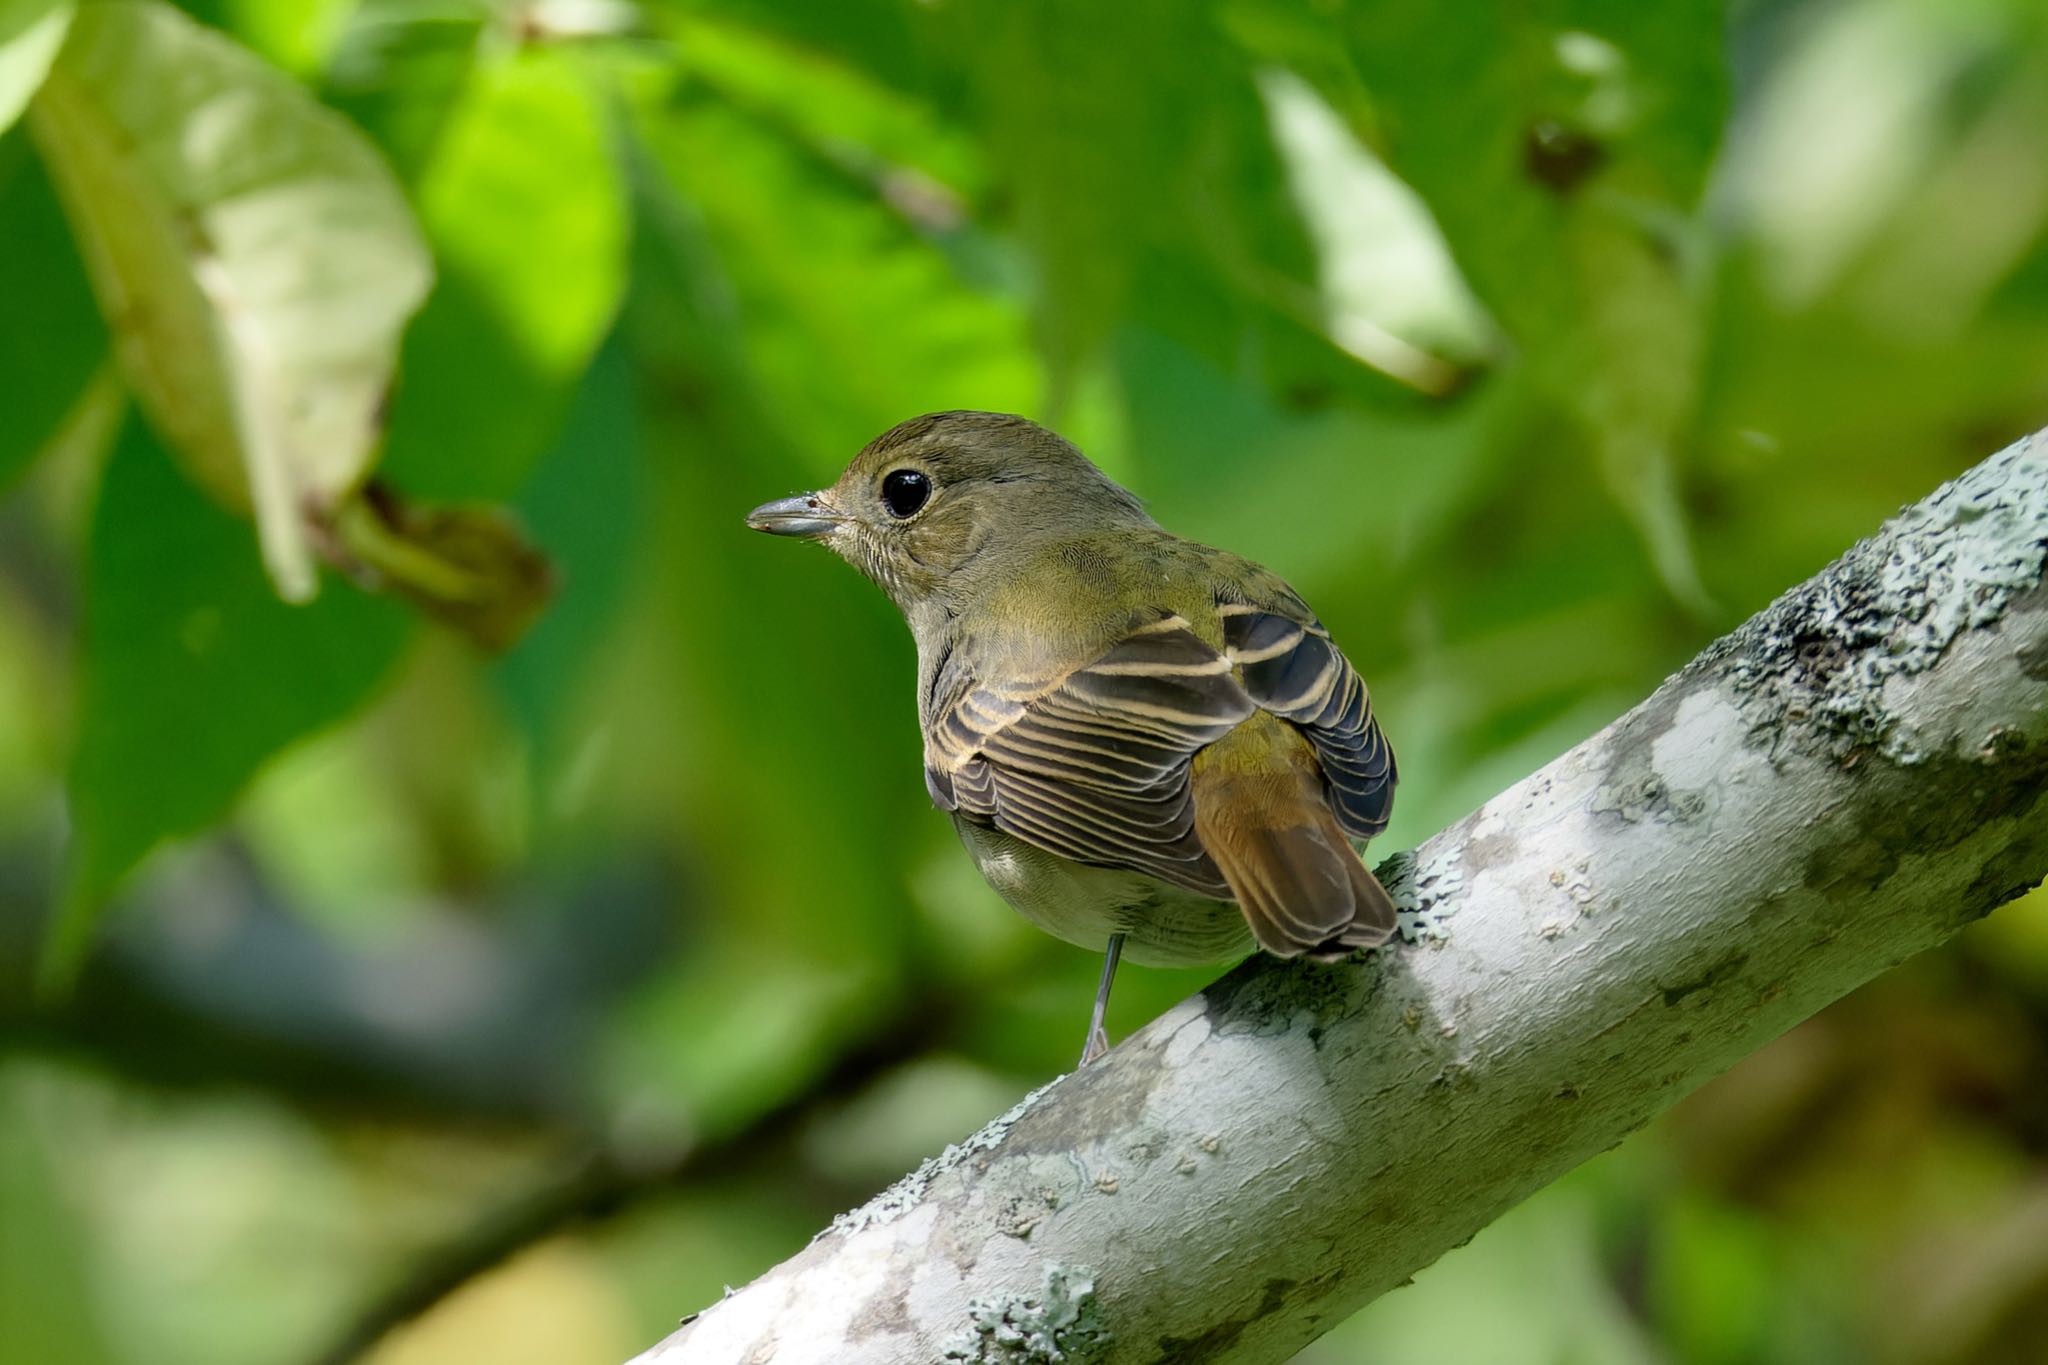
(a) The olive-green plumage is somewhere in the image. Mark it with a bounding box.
[747,411,1397,983]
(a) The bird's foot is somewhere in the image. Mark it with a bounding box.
[1078,932,1125,1067]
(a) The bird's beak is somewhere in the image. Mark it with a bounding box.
[746,493,843,540]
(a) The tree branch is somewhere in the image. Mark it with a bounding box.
[632,431,2048,1365]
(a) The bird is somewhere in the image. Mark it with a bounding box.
[746,411,1398,1065]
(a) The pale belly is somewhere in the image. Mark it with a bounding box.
[953,817,1255,967]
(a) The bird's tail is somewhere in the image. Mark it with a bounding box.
[1192,717,1397,959]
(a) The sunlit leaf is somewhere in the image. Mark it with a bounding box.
[176,0,352,78]
[1721,0,1981,308]
[1255,68,1495,394]
[1324,0,1726,333]
[1316,0,1727,612]
[321,0,485,180]
[418,46,622,378]
[0,0,68,135]
[53,416,408,986]
[377,42,627,499]
[29,0,431,598]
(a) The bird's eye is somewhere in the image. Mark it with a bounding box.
[880,469,931,518]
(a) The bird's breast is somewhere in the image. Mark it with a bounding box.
[952,816,1254,967]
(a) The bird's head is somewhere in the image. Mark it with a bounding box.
[746,411,1154,614]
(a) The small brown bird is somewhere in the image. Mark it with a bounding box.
[748,412,1397,1063]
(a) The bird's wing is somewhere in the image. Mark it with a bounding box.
[1217,601,1397,839]
[923,612,1251,897]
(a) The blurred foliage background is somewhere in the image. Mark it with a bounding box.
[2,0,2047,1361]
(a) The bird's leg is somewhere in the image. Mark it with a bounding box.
[1080,933,1125,1067]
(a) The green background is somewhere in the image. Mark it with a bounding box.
[3,1,2048,1362]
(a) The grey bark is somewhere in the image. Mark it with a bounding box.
[632,431,2048,1365]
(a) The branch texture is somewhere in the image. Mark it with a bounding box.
[634,432,2048,1365]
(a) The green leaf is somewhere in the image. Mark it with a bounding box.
[0,133,103,492]
[1123,327,1500,588]
[633,61,1034,463]
[1317,0,1727,611]
[1322,0,1726,336]
[52,415,409,987]
[377,43,627,499]
[173,0,353,78]
[948,0,1319,396]
[0,0,68,135]
[28,0,431,599]
[667,0,928,96]
[1254,68,1496,393]
[321,0,485,180]
[667,10,985,203]
[417,47,622,378]
[493,329,643,752]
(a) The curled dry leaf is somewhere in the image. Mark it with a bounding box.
[328,484,556,653]
[29,0,432,599]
